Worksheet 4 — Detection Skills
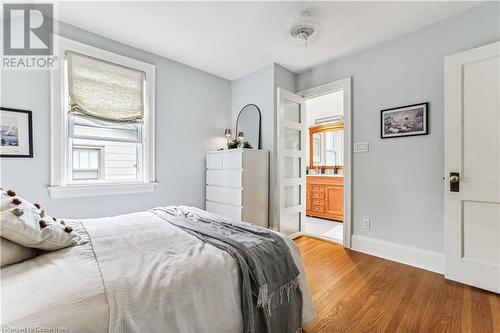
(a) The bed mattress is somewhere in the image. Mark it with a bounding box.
[1,210,315,333]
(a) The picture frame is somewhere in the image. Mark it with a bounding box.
[1,107,33,158]
[381,102,428,139]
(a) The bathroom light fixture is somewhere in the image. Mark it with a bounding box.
[315,115,344,124]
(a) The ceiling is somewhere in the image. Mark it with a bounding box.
[57,1,480,80]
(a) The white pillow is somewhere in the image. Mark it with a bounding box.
[0,237,37,267]
[0,189,80,250]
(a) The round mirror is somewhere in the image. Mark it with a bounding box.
[236,104,261,149]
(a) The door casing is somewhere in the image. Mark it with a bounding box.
[291,77,353,248]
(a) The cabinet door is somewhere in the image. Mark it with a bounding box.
[324,185,344,221]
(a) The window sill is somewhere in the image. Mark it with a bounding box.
[48,182,156,199]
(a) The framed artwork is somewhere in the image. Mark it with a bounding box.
[381,102,428,139]
[1,107,33,157]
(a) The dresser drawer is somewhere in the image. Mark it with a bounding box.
[206,170,242,187]
[223,151,242,169]
[206,201,242,222]
[206,153,222,169]
[311,185,325,192]
[310,198,325,206]
[311,191,325,199]
[206,185,242,206]
[311,205,325,213]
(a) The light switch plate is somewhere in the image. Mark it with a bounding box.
[354,142,369,153]
[362,218,370,229]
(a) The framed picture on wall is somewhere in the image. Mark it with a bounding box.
[381,102,428,139]
[1,107,33,158]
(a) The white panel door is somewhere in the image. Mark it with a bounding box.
[444,41,500,293]
[277,88,306,236]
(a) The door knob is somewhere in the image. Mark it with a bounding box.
[450,172,459,192]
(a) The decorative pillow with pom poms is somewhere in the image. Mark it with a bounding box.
[0,189,80,250]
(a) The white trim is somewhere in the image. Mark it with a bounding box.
[352,235,444,274]
[48,182,156,199]
[297,77,353,249]
[297,80,346,98]
[50,36,156,197]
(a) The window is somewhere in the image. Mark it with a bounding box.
[69,114,142,183]
[50,37,156,198]
[73,146,102,180]
[324,131,343,166]
[324,132,335,166]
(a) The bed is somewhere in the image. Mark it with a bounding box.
[1,207,315,333]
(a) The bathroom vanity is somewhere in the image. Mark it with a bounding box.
[306,175,344,222]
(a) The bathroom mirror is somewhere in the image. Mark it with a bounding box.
[236,104,261,149]
[309,122,344,169]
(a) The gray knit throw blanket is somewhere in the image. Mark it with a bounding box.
[151,206,303,333]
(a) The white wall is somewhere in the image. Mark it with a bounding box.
[296,2,500,253]
[305,91,343,127]
[1,21,231,218]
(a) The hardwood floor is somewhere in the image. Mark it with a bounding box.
[295,236,500,333]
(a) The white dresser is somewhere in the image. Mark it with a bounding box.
[205,149,268,228]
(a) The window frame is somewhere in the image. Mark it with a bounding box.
[49,36,156,198]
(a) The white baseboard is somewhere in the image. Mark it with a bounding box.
[351,235,444,274]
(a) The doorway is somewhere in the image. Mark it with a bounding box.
[277,77,352,247]
[304,92,345,244]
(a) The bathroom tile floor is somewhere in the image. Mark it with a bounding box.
[303,216,343,242]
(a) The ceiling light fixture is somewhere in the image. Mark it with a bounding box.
[289,9,321,47]
[291,26,315,47]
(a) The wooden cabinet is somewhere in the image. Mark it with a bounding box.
[324,184,343,220]
[306,175,344,222]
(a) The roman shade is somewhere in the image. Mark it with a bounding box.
[67,51,145,123]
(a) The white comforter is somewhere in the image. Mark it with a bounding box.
[1,210,315,333]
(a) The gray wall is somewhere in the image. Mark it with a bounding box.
[230,65,274,152]
[230,65,275,226]
[1,21,231,218]
[230,64,296,229]
[296,2,500,253]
